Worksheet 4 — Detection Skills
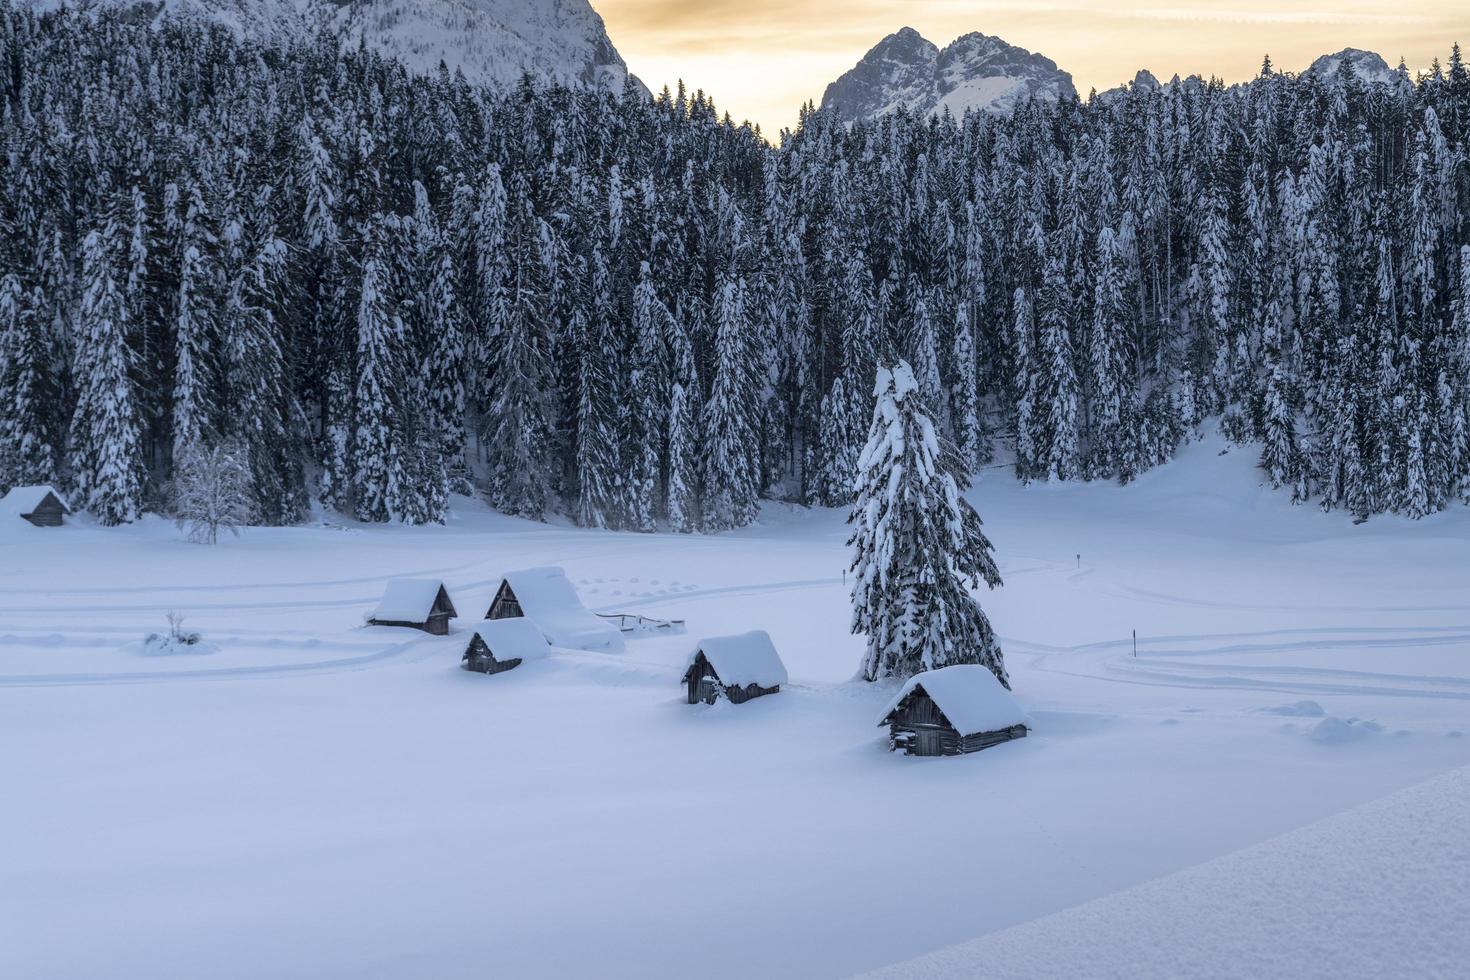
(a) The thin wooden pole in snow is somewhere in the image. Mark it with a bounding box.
[1133,629,1137,658]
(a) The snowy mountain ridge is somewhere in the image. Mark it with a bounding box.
[1303,48,1406,88]
[819,27,1077,123]
[24,0,642,94]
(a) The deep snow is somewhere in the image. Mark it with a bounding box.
[3,434,1469,978]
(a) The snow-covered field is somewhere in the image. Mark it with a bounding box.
[4,435,1469,978]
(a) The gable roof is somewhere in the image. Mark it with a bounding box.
[469,617,550,663]
[878,665,1027,737]
[687,630,788,688]
[0,485,71,518]
[372,578,457,622]
[497,567,623,652]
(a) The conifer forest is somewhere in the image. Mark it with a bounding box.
[3,6,1470,530]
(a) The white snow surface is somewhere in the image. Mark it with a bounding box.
[0,484,69,520]
[370,577,452,623]
[3,434,1470,978]
[469,617,549,663]
[690,629,788,689]
[500,565,624,652]
[859,761,1470,979]
[878,664,1027,736]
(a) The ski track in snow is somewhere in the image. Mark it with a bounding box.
[6,548,1469,705]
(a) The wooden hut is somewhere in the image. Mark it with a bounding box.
[462,618,549,675]
[484,567,623,652]
[878,665,1028,756]
[0,485,71,527]
[683,630,788,705]
[369,578,457,635]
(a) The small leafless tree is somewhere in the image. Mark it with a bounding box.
[171,441,253,544]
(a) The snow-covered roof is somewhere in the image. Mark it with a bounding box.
[371,578,456,622]
[0,484,71,517]
[469,618,549,663]
[688,630,788,689]
[499,567,623,652]
[878,665,1027,737]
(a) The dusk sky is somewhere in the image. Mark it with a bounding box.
[597,1,1469,133]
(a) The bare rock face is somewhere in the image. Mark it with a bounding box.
[820,27,1076,123]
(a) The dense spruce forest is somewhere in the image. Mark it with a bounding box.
[1,6,1468,529]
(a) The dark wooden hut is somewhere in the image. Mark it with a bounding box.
[483,567,623,652]
[683,630,788,705]
[368,578,457,635]
[878,665,1028,756]
[462,618,549,675]
[1,485,71,527]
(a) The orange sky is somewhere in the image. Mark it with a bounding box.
[596,1,1469,134]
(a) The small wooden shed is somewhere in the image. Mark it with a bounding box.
[462,618,549,675]
[1,485,71,527]
[683,630,788,705]
[484,567,624,652]
[878,665,1028,756]
[369,578,457,635]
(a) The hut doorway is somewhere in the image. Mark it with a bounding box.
[914,730,943,756]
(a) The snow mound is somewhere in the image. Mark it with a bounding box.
[499,567,623,652]
[878,665,1027,737]
[1309,717,1384,744]
[689,630,788,689]
[857,764,1470,979]
[469,618,549,663]
[1262,700,1326,718]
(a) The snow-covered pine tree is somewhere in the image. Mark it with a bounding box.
[483,194,556,520]
[949,300,985,471]
[1087,226,1132,480]
[351,226,397,523]
[666,311,700,533]
[1037,250,1081,481]
[172,201,218,468]
[1011,287,1039,480]
[69,223,145,525]
[814,375,858,506]
[628,261,670,531]
[573,255,622,528]
[848,361,1007,686]
[700,271,760,531]
[0,276,56,487]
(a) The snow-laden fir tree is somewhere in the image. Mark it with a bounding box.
[814,375,859,506]
[1011,287,1039,480]
[1037,251,1080,482]
[949,301,984,470]
[484,195,556,520]
[627,261,670,531]
[701,271,760,531]
[666,311,700,533]
[69,223,144,525]
[1087,226,1132,478]
[171,183,219,467]
[573,267,622,529]
[0,276,56,487]
[352,232,396,523]
[848,361,1007,687]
